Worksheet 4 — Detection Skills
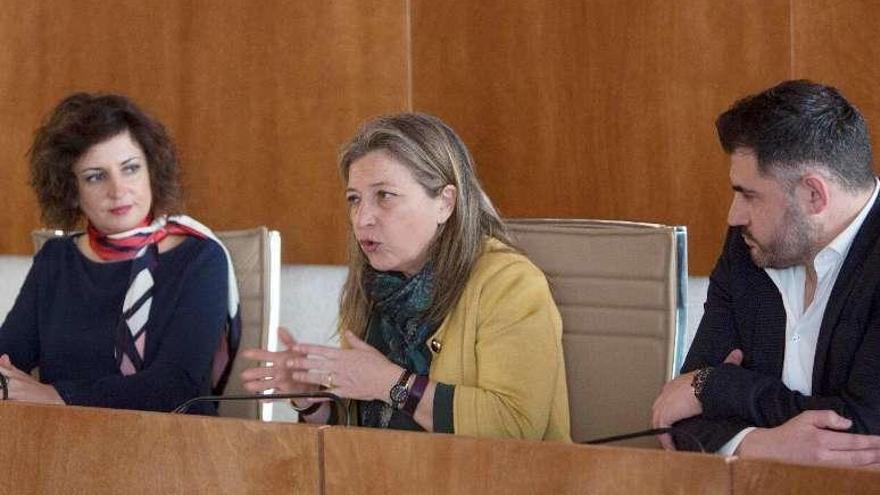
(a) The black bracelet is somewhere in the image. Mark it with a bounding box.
[692,367,713,399]
[0,372,7,400]
[402,375,429,416]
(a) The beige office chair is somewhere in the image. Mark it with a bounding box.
[506,219,687,447]
[33,226,281,420]
[212,227,280,419]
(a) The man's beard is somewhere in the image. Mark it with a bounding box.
[744,202,816,269]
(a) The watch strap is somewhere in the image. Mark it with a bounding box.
[402,375,429,416]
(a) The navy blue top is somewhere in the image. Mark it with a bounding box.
[0,235,228,414]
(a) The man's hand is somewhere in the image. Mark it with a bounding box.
[652,370,702,447]
[652,349,743,450]
[738,410,880,469]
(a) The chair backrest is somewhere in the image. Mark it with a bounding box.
[32,227,281,420]
[505,219,687,446]
[32,229,64,253]
[212,227,280,419]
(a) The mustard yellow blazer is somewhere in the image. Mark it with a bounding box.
[429,238,571,441]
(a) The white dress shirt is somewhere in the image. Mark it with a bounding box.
[718,179,879,456]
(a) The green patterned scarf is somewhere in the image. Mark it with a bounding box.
[360,264,436,428]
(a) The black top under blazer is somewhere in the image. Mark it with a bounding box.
[674,192,880,452]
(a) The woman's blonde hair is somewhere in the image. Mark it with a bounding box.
[338,113,514,337]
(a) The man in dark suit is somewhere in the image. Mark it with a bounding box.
[652,80,880,468]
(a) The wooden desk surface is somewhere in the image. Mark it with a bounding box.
[732,458,880,495]
[322,426,730,495]
[0,401,321,495]
[4,401,879,494]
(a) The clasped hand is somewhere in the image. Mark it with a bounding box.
[0,354,64,404]
[739,410,880,468]
[240,328,402,403]
[651,348,880,468]
[651,349,743,449]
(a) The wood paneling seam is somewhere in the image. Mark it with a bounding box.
[405,0,413,111]
[789,0,795,78]
[318,425,329,495]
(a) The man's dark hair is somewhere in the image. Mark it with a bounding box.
[716,80,874,191]
[29,92,182,230]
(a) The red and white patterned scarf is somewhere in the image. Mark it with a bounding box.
[88,215,241,394]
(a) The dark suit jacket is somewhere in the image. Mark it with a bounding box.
[674,194,880,452]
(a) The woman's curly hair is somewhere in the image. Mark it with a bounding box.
[28,93,182,229]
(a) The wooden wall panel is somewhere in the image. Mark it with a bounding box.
[7,1,880,274]
[0,0,408,264]
[0,0,189,254]
[792,0,880,178]
[411,0,791,274]
[177,0,408,264]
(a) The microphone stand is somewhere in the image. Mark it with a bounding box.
[582,427,705,452]
[172,391,348,425]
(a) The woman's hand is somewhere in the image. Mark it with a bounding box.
[289,331,403,403]
[239,328,320,395]
[0,354,64,404]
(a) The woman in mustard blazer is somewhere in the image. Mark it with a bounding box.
[242,113,570,441]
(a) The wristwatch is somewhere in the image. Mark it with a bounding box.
[389,369,413,409]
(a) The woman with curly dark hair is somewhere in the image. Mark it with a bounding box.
[0,93,240,414]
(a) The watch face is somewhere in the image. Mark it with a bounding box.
[390,384,409,405]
